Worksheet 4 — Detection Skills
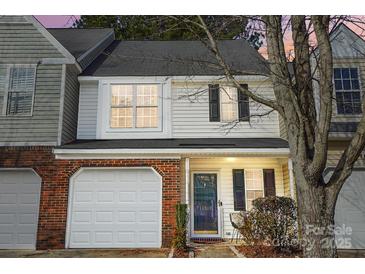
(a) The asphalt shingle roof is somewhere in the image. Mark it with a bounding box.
[59,138,288,149]
[47,28,114,59]
[81,40,269,76]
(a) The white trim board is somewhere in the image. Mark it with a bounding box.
[57,64,67,146]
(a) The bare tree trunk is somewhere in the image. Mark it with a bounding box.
[294,168,338,257]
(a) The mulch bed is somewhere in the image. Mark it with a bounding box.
[237,245,302,258]
[173,248,190,258]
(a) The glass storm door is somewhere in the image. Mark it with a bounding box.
[193,173,219,235]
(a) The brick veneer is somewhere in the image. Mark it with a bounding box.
[0,146,181,249]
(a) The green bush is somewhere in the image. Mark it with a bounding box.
[173,203,188,250]
[238,196,298,251]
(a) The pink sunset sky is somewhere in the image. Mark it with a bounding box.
[36,15,80,27]
[35,15,365,58]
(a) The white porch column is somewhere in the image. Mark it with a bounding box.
[288,158,296,200]
[185,157,191,241]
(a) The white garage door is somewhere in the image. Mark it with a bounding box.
[0,169,41,249]
[68,168,162,248]
[335,170,365,249]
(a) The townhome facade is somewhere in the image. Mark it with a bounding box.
[0,16,363,251]
[52,40,293,248]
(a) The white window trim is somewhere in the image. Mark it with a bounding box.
[244,169,265,210]
[108,84,162,132]
[1,64,37,117]
[97,77,172,139]
[334,67,363,117]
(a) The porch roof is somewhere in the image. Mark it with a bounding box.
[59,138,289,150]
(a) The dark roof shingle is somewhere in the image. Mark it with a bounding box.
[81,40,269,76]
[47,28,114,59]
[59,138,288,150]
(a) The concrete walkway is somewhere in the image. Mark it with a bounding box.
[193,242,239,258]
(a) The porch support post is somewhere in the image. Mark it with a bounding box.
[288,158,296,200]
[185,157,191,242]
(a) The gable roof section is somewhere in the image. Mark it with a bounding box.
[329,23,365,59]
[47,28,114,69]
[24,16,77,63]
[81,40,269,77]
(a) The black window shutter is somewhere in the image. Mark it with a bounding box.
[233,169,246,211]
[209,84,220,122]
[238,84,250,121]
[263,169,276,197]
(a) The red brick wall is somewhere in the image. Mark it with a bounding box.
[0,147,181,249]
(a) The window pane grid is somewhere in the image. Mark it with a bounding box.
[334,68,362,115]
[110,84,159,129]
[245,169,264,211]
[221,86,238,122]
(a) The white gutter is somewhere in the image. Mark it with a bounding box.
[53,147,290,159]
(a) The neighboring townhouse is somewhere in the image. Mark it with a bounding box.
[0,16,363,252]
[322,24,365,249]
[0,16,114,249]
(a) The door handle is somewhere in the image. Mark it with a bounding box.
[218,200,223,206]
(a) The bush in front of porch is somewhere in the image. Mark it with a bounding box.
[238,196,300,257]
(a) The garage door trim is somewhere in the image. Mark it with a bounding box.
[65,167,163,249]
[0,168,42,250]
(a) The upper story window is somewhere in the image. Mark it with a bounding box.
[5,66,36,116]
[208,84,250,122]
[110,84,159,129]
[221,86,238,122]
[334,68,362,115]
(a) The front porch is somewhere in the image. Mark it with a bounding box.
[181,156,295,240]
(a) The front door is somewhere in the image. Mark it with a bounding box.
[192,173,220,237]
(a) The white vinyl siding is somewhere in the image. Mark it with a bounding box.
[188,157,287,238]
[172,81,279,138]
[77,79,279,139]
[77,81,99,139]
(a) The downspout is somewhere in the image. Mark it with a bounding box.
[185,157,190,242]
[288,158,296,200]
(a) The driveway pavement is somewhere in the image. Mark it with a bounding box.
[0,248,170,258]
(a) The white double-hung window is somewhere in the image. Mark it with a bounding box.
[5,66,36,116]
[110,84,160,129]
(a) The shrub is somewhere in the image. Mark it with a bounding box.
[238,196,298,251]
[173,203,188,250]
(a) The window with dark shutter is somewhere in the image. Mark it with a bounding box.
[233,169,246,211]
[209,84,220,122]
[238,84,250,121]
[263,169,276,197]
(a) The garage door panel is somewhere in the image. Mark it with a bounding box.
[68,168,162,248]
[0,170,41,249]
[334,170,365,249]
